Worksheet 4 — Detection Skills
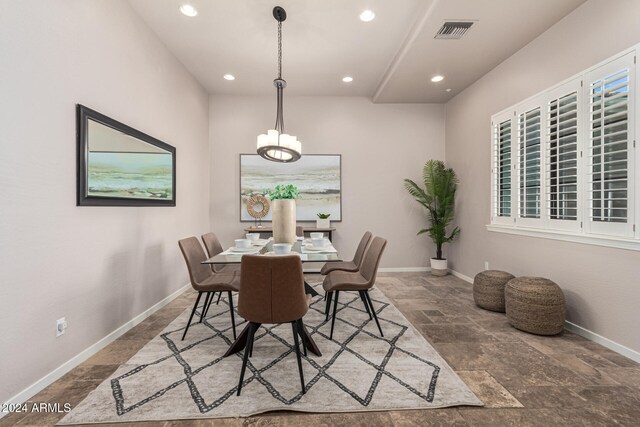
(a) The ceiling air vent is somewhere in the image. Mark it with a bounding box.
[434,21,474,39]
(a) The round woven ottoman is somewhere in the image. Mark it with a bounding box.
[473,270,515,312]
[505,277,566,335]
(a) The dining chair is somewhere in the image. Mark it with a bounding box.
[201,232,241,308]
[201,232,240,273]
[236,255,311,396]
[178,237,240,341]
[323,236,387,340]
[320,231,372,275]
[296,226,304,237]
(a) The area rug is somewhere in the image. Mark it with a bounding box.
[59,282,482,424]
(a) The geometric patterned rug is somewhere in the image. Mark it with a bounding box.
[59,282,482,424]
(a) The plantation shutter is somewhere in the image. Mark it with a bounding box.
[518,106,542,220]
[492,112,514,224]
[586,53,635,237]
[545,80,581,230]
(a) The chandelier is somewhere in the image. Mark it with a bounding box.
[256,6,302,162]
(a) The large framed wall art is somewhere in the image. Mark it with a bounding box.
[239,154,341,222]
[77,105,176,207]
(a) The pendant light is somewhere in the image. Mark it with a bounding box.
[257,6,302,162]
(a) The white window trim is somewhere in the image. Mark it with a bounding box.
[489,44,640,250]
[486,223,640,252]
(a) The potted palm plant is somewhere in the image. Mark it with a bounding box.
[404,160,460,276]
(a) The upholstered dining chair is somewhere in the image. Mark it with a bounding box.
[201,232,241,308]
[236,255,311,396]
[178,237,240,341]
[320,231,372,275]
[323,236,387,340]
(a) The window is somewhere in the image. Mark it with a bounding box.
[491,112,514,225]
[518,106,542,220]
[490,48,638,248]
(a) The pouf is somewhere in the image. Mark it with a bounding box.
[505,277,566,335]
[473,270,515,312]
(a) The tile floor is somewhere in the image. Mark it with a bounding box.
[2,273,639,426]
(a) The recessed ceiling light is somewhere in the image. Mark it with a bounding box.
[342,76,354,83]
[446,88,452,92]
[359,10,375,22]
[431,75,444,82]
[179,4,198,17]
[223,74,235,81]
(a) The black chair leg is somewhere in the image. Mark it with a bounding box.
[296,319,307,356]
[199,292,211,323]
[237,323,256,396]
[330,290,340,340]
[325,291,333,320]
[359,290,373,320]
[364,291,383,337]
[182,291,202,341]
[203,292,214,319]
[291,321,306,394]
[228,291,237,339]
[216,292,222,305]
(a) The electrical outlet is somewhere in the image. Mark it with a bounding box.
[484,261,489,270]
[56,317,67,337]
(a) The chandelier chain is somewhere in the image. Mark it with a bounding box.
[277,21,282,79]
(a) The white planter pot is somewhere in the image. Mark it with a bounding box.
[272,199,297,244]
[316,218,330,228]
[430,258,448,276]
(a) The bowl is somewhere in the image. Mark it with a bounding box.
[272,243,292,255]
[235,239,251,248]
[246,233,260,241]
[311,237,327,248]
[309,232,324,239]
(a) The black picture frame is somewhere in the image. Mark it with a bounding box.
[76,105,176,207]
[239,153,342,222]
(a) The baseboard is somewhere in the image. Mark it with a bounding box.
[449,269,473,283]
[1,283,190,416]
[378,267,430,272]
[565,321,640,363]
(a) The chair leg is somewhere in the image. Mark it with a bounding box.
[359,290,373,320]
[237,323,256,396]
[330,290,340,340]
[325,291,333,320]
[228,291,237,340]
[182,291,202,341]
[203,292,215,319]
[216,292,222,305]
[291,321,306,394]
[364,291,383,337]
[199,292,211,323]
[296,319,307,356]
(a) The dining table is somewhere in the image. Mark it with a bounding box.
[201,237,342,357]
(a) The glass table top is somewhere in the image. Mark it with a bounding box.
[202,239,342,265]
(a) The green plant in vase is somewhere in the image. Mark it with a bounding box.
[265,184,300,200]
[265,184,299,243]
[316,213,331,228]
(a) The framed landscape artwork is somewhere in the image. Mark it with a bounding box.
[76,105,176,206]
[240,154,341,222]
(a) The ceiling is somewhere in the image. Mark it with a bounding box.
[128,0,585,103]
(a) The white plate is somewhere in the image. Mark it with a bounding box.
[228,247,260,253]
[303,244,332,252]
[264,251,301,257]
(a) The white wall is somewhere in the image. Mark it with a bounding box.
[445,0,640,354]
[209,95,445,268]
[0,0,210,403]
